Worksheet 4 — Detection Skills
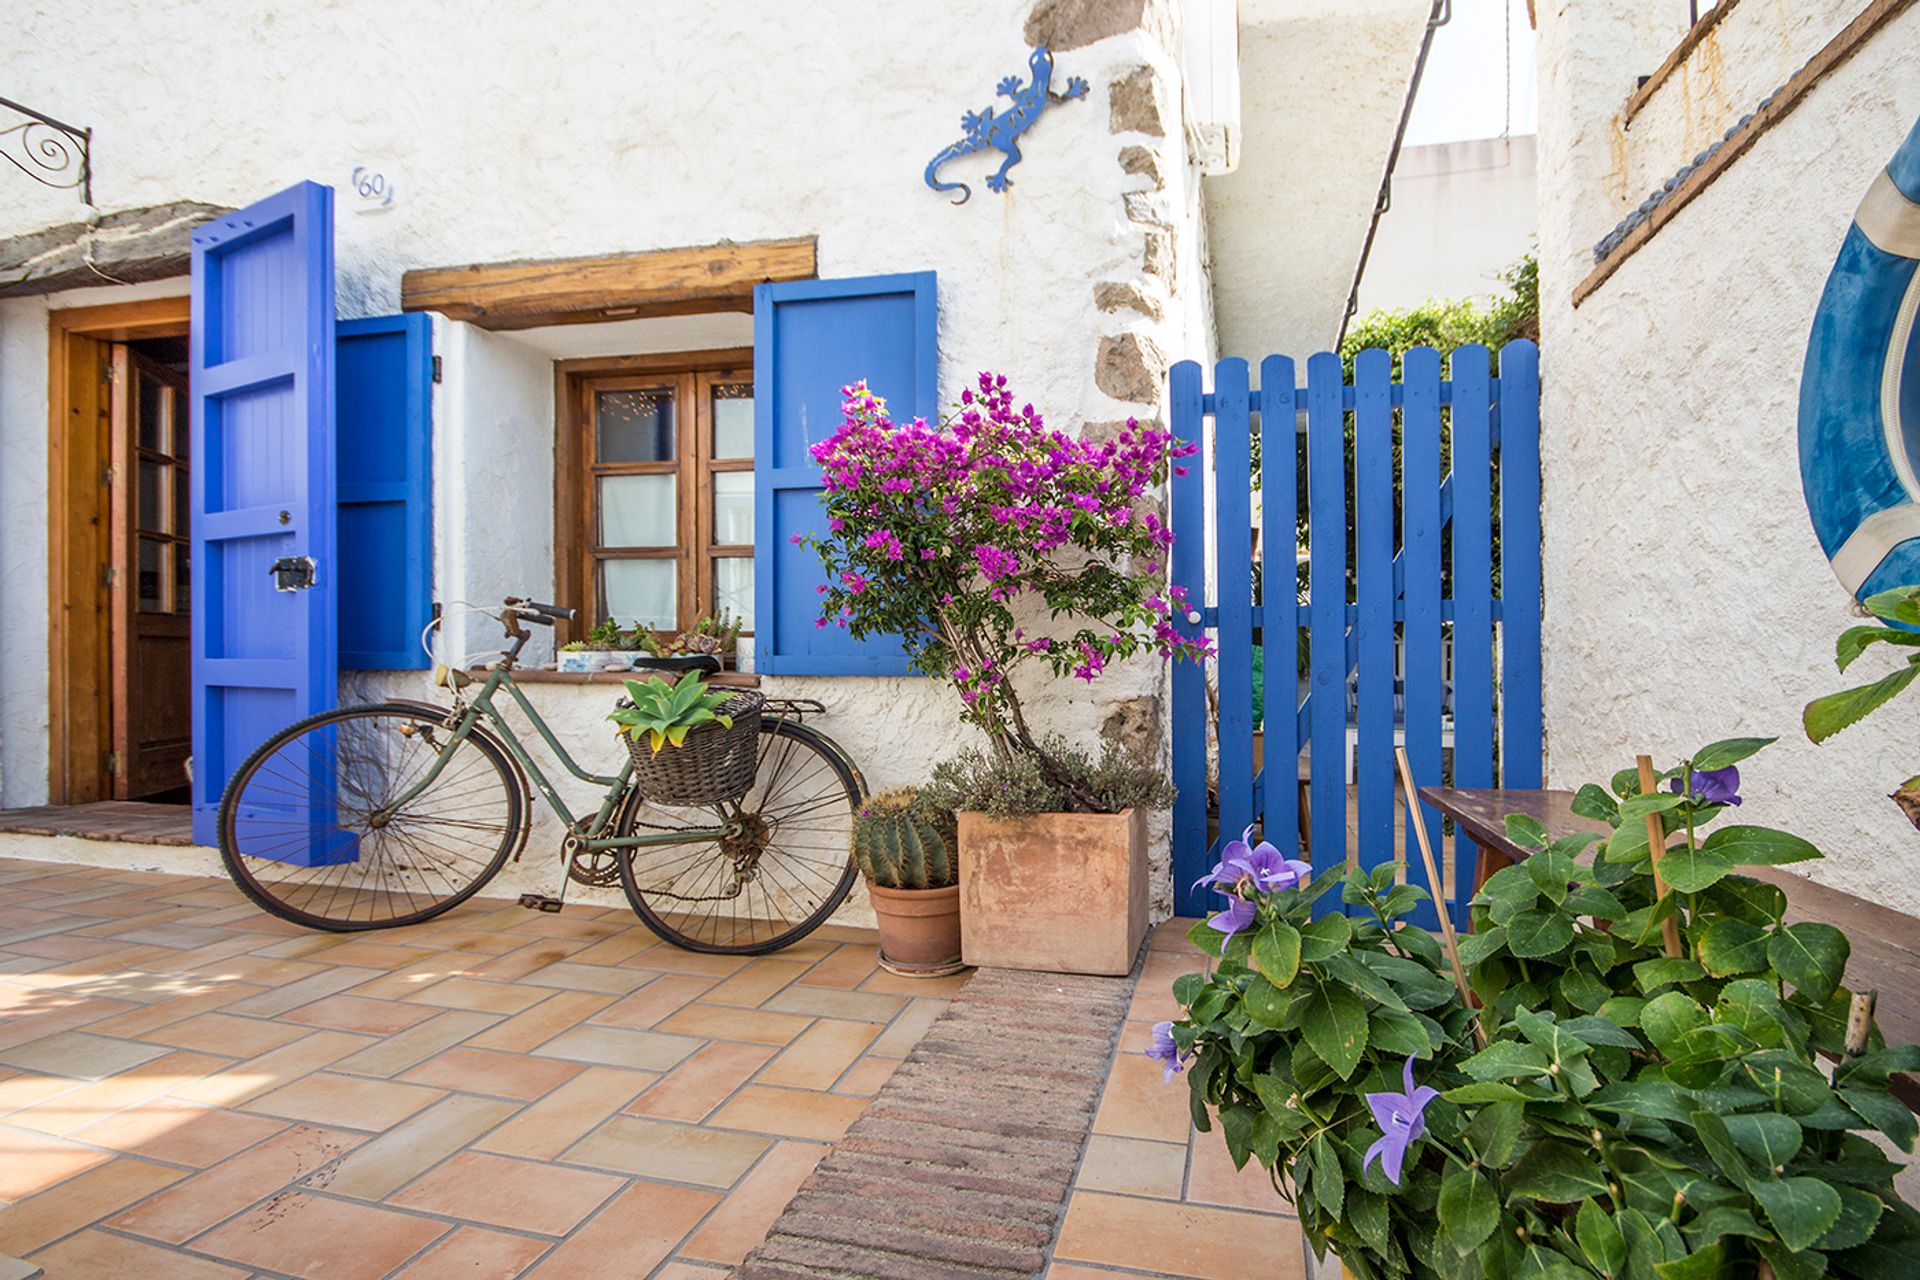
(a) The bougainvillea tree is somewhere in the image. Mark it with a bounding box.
[799,372,1208,808]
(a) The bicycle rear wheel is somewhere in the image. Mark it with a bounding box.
[616,718,860,954]
[218,703,523,931]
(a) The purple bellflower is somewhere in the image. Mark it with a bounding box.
[1195,825,1312,940]
[1671,764,1742,807]
[1362,1056,1439,1185]
[1146,1021,1191,1082]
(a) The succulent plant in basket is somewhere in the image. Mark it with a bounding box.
[608,672,764,806]
[852,788,965,977]
[609,671,737,752]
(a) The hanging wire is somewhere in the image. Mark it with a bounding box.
[1502,0,1513,139]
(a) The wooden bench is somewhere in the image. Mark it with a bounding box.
[1419,787,1920,1111]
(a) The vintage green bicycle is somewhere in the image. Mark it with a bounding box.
[216,598,865,954]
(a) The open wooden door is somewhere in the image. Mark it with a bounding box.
[110,347,193,799]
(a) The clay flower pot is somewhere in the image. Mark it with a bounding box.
[865,882,963,976]
[956,808,1148,976]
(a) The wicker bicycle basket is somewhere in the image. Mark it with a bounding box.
[615,690,765,805]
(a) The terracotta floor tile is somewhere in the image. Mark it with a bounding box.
[833,1054,899,1096]
[867,997,948,1057]
[1131,948,1203,1024]
[328,1010,500,1078]
[278,994,442,1036]
[399,1045,582,1100]
[655,1003,812,1047]
[562,1114,770,1187]
[564,929,658,969]
[287,939,444,969]
[624,1042,777,1122]
[389,1225,551,1279]
[321,1094,520,1200]
[109,1123,363,1243]
[590,975,717,1031]
[1077,1134,1190,1199]
[505,913,626,942]
[388,1150,622,1236]
[796,943,879,990]
[0,1030,168,1080]
[466,990,615,1053]
[242,1072,444,1132]
[79,984,270,1040]
[8,1050,233,1135]
[523,1180,719,1279]
[1092,1037,1196,1144]
[474,1066,656,1161]
[0,1156,185,1255]
[169,1030,375,1108]
[620,947,748,979]
[707,1085,868,1142]
[1046,1264,1151,1279]
[856,967,973,997]
[190,1190,449,1279]
[179,954,326,989]
[5,935,128,962]
[679,1139,829,1265]
[0,1124,114,1201]
[654,1264,730,1280]
[27,1226,250,1279]
[1052,1191,1302,1280]
[760,984,905,1023]
[0,1072,81,1116]
[700,959,810,1008]
[531,1024,702,1071]
[753,1018,883,1091]
[513,961,660,996]
[463,940,591,984]
[404,977,550,1015]
[1186,1126,1292,1213]
[139,1011,313,1058]
[69,1100,288,1167]
[344,955,481,1002]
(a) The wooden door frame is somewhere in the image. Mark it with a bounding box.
[46,295,189,804]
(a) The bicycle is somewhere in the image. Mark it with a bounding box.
[216,598,867,954]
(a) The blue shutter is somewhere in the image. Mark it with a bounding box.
[753,273,936,676]
[189,181,337,846]
[337,314,433,670]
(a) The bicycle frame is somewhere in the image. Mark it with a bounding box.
[377,660,732,852]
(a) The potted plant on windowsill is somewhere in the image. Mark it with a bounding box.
[799,373,1208,976]
[558,617,651,673]
[853,788,965,977]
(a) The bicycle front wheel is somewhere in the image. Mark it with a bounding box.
[218,703,523,931]
[616,719,861,954]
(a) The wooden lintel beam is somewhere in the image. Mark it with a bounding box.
[401,236,816,328]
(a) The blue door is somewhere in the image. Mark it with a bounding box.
[188,182,337,845]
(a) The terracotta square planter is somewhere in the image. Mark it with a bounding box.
[956,807,1148,976]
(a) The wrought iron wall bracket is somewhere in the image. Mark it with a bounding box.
[0,95,91,204]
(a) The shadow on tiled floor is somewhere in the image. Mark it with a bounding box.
[0,853,962,1279]
[1049,920,1306,1280]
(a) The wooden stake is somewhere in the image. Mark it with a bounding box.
[1636,755,1686,959]
[1845,989,1878,1059]
[1395,748,1487,1049]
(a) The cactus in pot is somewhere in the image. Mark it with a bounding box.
[852,788,964,975]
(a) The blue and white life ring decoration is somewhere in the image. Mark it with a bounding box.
[1800,115,1920,603]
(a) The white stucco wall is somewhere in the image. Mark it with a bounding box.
[1356,135,1537,313]
[0,0,1236,919]
[1536,1,1920,911]
[1205,0,1434,362]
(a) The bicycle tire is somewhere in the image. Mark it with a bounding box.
[615,718,861,955]
[218,702,524,932]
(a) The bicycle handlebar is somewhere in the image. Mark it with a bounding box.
[503,598,577,625]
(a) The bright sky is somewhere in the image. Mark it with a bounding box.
[1403,0,1539,146]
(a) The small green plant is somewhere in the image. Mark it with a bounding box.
[852,788,959,890]
[923,736,1175,819]
[1805,584,1920,826]
[607,672,736,753]
[678,610,744,658]
[580,617,651,652]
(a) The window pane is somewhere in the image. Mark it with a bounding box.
[596,387,675,463]
[137,538,166,613]
[174,545,189,614]
[714,557,753,631]
[173,466,190,537]
[712,472,753,544]
[138,459,168,532]
[137,374,166,452]
[601,559,676,630]
[170,386,188,458]
[712,382,754,459]
[598,474,676,547]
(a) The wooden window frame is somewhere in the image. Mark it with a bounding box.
[553,348,754,643]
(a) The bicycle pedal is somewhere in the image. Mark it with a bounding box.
[517,893,565,914]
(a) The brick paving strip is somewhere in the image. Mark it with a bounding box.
[733,964,1136,1280]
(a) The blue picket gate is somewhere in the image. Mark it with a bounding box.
[1169,342,1542,931]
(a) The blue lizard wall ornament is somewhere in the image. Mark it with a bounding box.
[924,46,1088,205]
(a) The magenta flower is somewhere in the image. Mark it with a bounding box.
[1363,1057,1439,1185]
[1671,765,1742,807]
[1146,1021,1190,1082]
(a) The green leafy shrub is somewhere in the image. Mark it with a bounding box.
[1163,738,1920,1279]
[852,788,959,890]
[606,672,736,753]
[1806,585,1920,827]
[924,736,1174,819]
